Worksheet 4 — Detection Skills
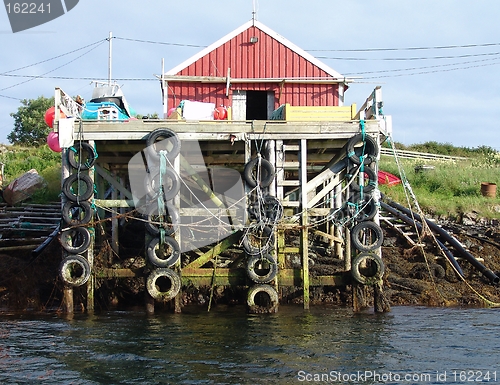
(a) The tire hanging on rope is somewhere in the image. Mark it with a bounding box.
[62,201,93,226]
[246,254,278,284]
[347,193,377,222]
[348,166,377,193]
[248,195,283,224]
[59,226,91,254]
[351,252,385,285]
[242,225,275,255]
[62,173,94,202]
[59,254,91,287]
[247,284,279,313]
[144,203,179,236]
[146,268,181,301]
[243,157,275,188]
[144,168,180,201]
[146,128,181,161]
[351,221,384,252]
[68,142,97,170]
[346,134,378,165]
[146,236,181,268]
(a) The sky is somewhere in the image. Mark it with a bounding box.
[0,0,499,149]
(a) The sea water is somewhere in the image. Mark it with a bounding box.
[0,306,498,384]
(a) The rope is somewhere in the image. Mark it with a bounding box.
[385,135,500,307]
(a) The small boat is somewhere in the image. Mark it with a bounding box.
[81,83,136,121]
[378,170,401,186]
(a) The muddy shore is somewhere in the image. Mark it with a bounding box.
[1,214,500,312]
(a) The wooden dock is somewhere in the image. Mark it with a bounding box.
[56,114,390,314]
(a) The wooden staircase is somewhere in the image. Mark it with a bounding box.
[0,203,61,254]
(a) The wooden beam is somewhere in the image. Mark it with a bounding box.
[160,75,353,84]
[307,174,340,209]
[181,268,245,286]
[93,199,135,208]
[94,164,133,199]
[313,230,343,244]
[183,231,241,269]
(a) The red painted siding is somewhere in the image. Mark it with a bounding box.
[167,25,339,110]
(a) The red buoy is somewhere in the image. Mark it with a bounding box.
[214,106,227,120]
[47,130,62,152]
[44,106,66,128]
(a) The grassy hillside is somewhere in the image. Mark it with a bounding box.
[1,141,499,219]
[379,141,500,219]
[0,144,61,203]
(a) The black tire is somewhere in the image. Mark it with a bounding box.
[59,255,91,287]
[431,263,446,280]
[146,128,181,161]
[145,168,180,201]
[62,201,93,225]
[346,134,378,165]
[242,225,275,255]
[62,173,94,202]
[243,157,275,188]
[144,203,179,236]
[146,268,181,301]
[247,284,279,313]
[349,166,377,193]
[146,236,181,268]
[68,142,96,170]
[351,221,384,252]
[246,254,278,284]
[347,193,377,222]
[248,195,283,223]
[59,226,91,254]
[351,252,385,285]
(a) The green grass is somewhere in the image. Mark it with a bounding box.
[379,150,500,219]
[1,141,500,219]
[1,144,62,204]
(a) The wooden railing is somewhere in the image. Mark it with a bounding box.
[380,148,468,162]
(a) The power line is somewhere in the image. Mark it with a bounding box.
[0,39,107,75]
[0,94,22,100]
[113,36,206,48]
[113,35,500,54]
[359,60,500,79]
[316,51,500,61]
[0,40,107,92]
[343,56,500,76]
[306,42,500,52]
[0,74,156,81]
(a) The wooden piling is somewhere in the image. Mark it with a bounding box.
[58,116,386,313]
[62,286,74,314]
[300,139,310,309]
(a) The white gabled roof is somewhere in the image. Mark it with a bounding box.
[165,20,344,79]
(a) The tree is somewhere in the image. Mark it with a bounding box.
[8,96,54,146]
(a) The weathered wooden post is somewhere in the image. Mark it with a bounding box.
[86,139,96,312]
[299,139,309,309]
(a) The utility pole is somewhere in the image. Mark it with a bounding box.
[108,31,112,85]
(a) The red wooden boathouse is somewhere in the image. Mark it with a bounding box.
[161,19,350,120]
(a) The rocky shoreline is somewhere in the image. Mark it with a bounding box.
[381,215,500,308]
[1,214,500,312]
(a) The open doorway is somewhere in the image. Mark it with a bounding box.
[246,91,269,120]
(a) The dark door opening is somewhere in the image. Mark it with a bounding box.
[246,91,268,120]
